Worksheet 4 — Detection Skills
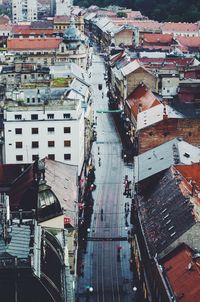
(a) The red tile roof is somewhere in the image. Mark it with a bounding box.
[0,15,10,25]
[162,244,200,302]
[126,83,161,119]
[143,33,174,44]
[176,36,200,48]
[175,163,200,190]
[53,15,71,23]
[0,24,12,31]
[139,57,194,70]
[112,20,162,31]
[162,22,199,32]
[110,50,126,65]
[12,25,55,36]
[7,37,62,50]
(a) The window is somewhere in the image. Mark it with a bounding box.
[32,128,38,134]
[47,114,54,119]
[64,154,71,160]
[48,154,55,160]
[16,142,22,148]
[32,141,39,148]
[31,114,38,120]
[27,97,30,103]
[16,155,23,161]
[32,97,35,103]
[48,141,55,147]
[64,127,71,133]
[15,128,22,134]
[48,127,55,133]
[63,113,71,119]
[15,114,22,120]
[64,140,71,147]
[32,154,38,161]
[61,46,65,53]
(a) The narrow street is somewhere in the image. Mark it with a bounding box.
[77,53,137,301]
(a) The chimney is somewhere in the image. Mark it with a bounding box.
[191,180,197,197]
[163,103,168,120]
[138,103,142,112]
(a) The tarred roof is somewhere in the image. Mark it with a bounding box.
[143,33,174,44]
[7,37,62,50]
[162,244,200,302]
[162,22,199,32]
[126,83,161,119]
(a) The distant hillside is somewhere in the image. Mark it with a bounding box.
[75,0,200,23]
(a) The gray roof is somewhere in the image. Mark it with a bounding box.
[63,18,81,42]
[138,167,196,257]
[0,224,31,258]
[49,62,88,82]
[84,12,97,21]
[45,159,78,227]
[134,138,200,182]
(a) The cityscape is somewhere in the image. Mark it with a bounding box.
[0,0,199,301]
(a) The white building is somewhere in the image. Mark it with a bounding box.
[3,98,85,175]
[12,0,38,23]
[56,0,73,16]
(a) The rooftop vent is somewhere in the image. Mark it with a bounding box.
[183,152,190,158]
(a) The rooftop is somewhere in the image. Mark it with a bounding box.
[126,83,161,119]
[134,138,200,182]
[138,166,198,257]
[7,37,62,50]
[162,244,200,302]
[137,103,183,130]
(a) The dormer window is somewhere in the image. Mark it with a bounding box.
[15,114,22,120]
[63,113,71,119]
[47,114,54,119]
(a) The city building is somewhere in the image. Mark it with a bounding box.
[56,0,73,16]
[7,17,88,68]
[3,94,85,175]
[12,0,38,23]
[132,163,200,301]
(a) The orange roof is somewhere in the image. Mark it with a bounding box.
[175,163,200,189]
[176,36,200,48]
[54,15,71,23]
[143,33,174,44]
[0,23,12,31]
[126,83,161,119]
[162,22,199,32]
[7,37,62,50]
[12,25,55,36]
[112,20,162,31]
[162,244,200,302]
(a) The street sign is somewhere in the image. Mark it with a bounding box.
[87,237,127,241]
[96,109,122,113]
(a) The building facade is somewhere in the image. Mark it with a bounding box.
[12,0,38,23]
[3,98,85,175]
